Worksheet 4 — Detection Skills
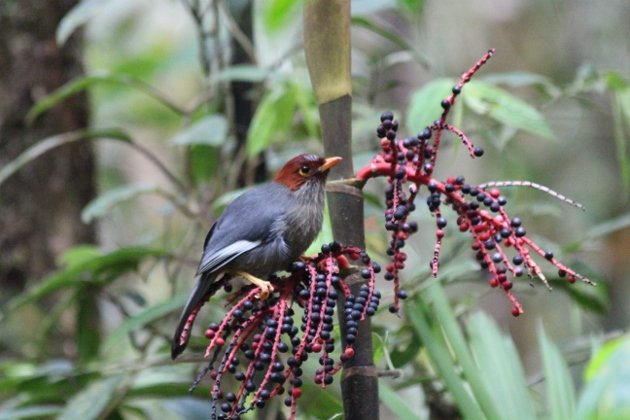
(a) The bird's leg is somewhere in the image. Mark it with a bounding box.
[231,270,274,299]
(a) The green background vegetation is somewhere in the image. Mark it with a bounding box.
[1,0,629,418]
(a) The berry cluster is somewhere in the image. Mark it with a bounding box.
[356,49,593,315]
[195,243,380,419]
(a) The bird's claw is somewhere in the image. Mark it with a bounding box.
[230,271,275,300]
[254,281,274,300]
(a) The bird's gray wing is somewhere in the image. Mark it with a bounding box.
[196,182,290,275]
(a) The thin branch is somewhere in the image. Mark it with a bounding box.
[218,0,257,65]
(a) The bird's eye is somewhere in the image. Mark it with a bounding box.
[298,165,311,177]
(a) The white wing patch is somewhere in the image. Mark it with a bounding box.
[197,239,261,275]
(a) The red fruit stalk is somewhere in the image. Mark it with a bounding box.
[356,49,594,315]
[192,244,380,418]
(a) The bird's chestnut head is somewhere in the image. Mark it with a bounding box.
[275,154,342,191]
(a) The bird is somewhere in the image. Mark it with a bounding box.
[171,154,342,359]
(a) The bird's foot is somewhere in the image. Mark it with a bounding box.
[233,271,274,299]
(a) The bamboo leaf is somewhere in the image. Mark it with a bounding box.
[81,183,160,223]
[551,278,608,314]
[577,335,630,420]
[351,16,430,69]
[466,312,536,420]
[57,0,110,46]
[426,282,503,419]
[1,246,167,318]
[406,78,454,135]
[263,0,303,32]
[537,323,576,420]
[611,88,630,193]
[58,375,124,420]
[481,71,562,97]
[28,72,122,123]
[0,129,131,189]
[27,72,183,123]
[171,114,228,147]
[246,87,296,157]
[0,405,61,420]
[587,212,630,239]
[396,0,424,14]
[379,382,419,420]
[407,299,484,419]
[464,80,554,139]
[104,293,188,350]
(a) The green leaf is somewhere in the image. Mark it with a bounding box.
[299,381,343,418]
[81,183,160,223]
[246,85,297,157]
[396,0,424,14]
[577,335,630,420]
[537,323,576,420]
[464,80,554,139]
[425,283,502,419]
[351,16,430,69]
[0,405,61,420]
[379,381,420,420]
[604,71,629,91]
[28,72,116,123]
[171,114,228,147]
[127,383,197,399]
[466,312,536,420]
[482,71,561,95]
[0,128,130,189]
[2,246,167,317]
[57,245,101,268]
[58,375,124,420]
[587,212,630,239]
[27,72,183,123]
[406,78,454,135]
[611,88,630,192]
[551,278,608,314]
[189,145,221,185]
[583,336,626,382]
[56,0,109,46]
[407,298,484,419]
[263,0,303,32]
[104,293,188,350]
[389,325,422,367]
[77,291,101,363]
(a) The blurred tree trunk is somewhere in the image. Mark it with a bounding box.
[0,0,95,319]
[228,0,267,186]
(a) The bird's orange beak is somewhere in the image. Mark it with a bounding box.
[319,156,342,172]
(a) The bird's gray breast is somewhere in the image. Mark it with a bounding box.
[281,179,325,258]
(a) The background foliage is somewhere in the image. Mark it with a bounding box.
[1,0,630,418]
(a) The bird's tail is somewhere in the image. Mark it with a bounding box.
[171,273,223,359]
